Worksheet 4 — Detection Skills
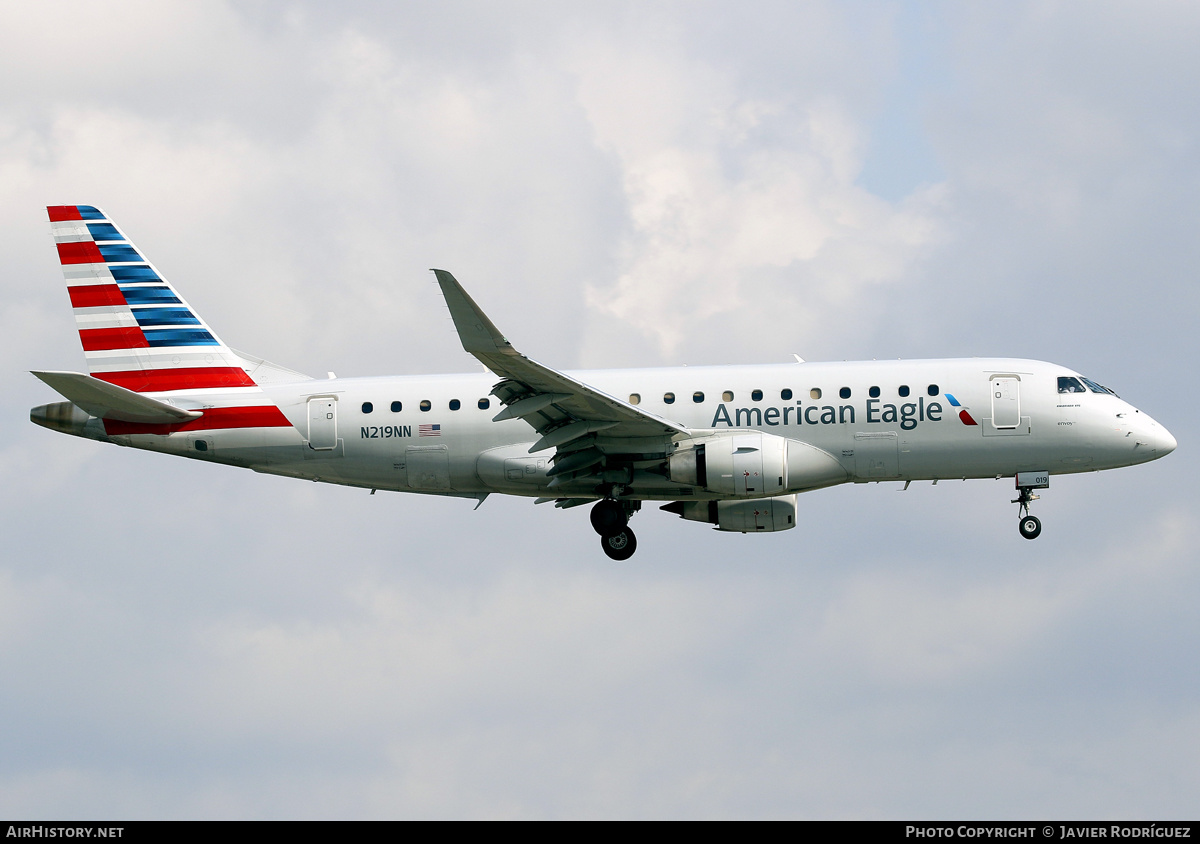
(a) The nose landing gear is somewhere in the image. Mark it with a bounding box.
[1011,472,1049,540]
[591,497,640,560]
[1018,512,1042,540]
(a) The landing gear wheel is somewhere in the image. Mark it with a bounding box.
[1019,515,1042,540]
[590,499,628,536]
[601,528,637,560]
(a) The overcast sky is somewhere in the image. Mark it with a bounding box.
[2,0,1198,819]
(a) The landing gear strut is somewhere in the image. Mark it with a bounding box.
[1011,474,1047,540]
[591,498,640,560]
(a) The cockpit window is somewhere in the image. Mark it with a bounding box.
[1058,376,1087,394]
[1081,377,1118,397]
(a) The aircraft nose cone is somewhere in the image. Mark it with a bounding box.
[1156,425,1177,456]
[1126,410,1176,464]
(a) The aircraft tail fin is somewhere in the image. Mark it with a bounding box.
[47,205,307,393]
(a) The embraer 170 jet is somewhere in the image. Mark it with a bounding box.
[31,205,1177,559]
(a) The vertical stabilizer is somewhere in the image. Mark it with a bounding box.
[44,205,300,439]
[48,204,256,393]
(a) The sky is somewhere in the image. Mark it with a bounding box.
[2,0,1198,819]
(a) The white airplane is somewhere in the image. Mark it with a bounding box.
[32,205,1177,559]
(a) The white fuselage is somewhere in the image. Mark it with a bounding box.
[83,357,1174,501]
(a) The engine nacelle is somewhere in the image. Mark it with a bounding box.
[662,495,797,532]
[667,432,845,497]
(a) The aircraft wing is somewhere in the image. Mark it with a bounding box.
[432,270,687,452]
[32,370,203,424]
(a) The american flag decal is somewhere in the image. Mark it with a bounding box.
[419,423,441,437]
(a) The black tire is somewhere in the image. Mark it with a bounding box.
[1019,515,1042,540]
[590,499,627,536]
[601,528,637,560]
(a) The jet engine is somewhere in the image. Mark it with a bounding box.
[666,432,845,497]
[661,495,797,532]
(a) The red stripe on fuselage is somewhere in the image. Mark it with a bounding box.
[93,367,256,392]
[48,205,84,222]
[56,241,104,264]
[78,327,148,351]
[68,284,126,308]
[103,405,293,436]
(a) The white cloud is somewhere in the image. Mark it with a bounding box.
[566,39,946,362]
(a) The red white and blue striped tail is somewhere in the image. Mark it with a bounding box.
[46,205,308,437]
[47,204,262,394]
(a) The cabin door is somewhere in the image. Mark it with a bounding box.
[990,376,1020,429]
[307,397,338,450]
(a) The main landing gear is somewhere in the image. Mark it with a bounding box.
[591,498,640,560]
[1011,475,1046,540]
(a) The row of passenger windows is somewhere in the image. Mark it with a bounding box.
[362,383,945,414]
[628,384,941,405]
[361,398,492,414]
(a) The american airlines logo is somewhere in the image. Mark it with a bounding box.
[945,393,979,426]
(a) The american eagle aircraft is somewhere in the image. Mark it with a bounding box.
[32,205,1177,559]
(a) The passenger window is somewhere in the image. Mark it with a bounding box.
[693,391,705,403]
[477,398,490,410]
[390,401,402,412]
[449,399,461,411]
[869,386,880,398]
[1058,376,1087,394]
[420,400,431,412]
[781,388,793,400]
[898,385,910,398]
[664,392,675,404]
[927,384,939,397]
[810,388,822,400]
[362,402,373,414]
[751,389,763,402]
[839,387,851,399]
[722,391,734,402]
[629,393,641,405]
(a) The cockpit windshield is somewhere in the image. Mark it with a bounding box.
[1081,377,1118,397]
[1057,376,1087,394]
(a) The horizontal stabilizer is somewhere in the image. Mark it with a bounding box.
[31,370,203,424]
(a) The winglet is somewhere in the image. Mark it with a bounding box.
[431,269,515,357]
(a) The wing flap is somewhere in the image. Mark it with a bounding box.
[492,392,571,422]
